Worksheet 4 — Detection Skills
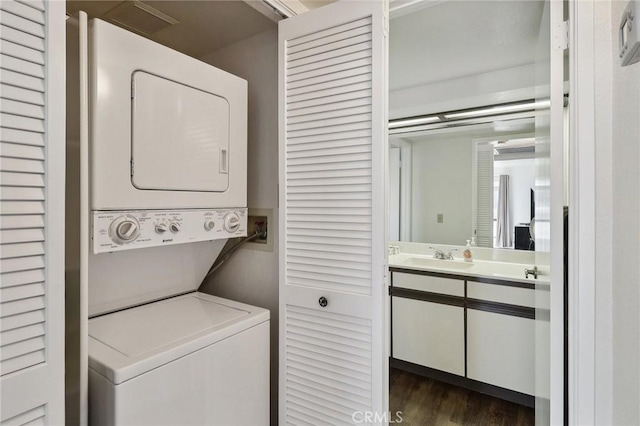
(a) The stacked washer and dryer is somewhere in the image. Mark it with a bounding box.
[82,19,269,425]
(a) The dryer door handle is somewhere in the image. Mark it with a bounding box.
[220,148,228,174]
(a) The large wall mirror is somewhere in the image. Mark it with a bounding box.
[388,0,550,251]
[389,118,539,250]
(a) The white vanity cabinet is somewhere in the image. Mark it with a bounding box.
[390,268,544,406]
[391,273,465,376]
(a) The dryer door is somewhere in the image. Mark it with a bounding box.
[131,71,230,192]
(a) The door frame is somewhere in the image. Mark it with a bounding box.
[278,0,599,422]
[568,0,600,423]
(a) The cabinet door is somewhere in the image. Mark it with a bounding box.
[466,309,535,395]
[0,0,66,423]
[392,297,465,376]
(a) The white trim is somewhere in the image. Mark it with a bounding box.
[265,0,308,17]
[45,0,66,422]
[389,0,445,19]
[399,143,412,242]
[568,0,597,423]
[549,1,566,423]
[243,1,286,22]
[78,10,90,426]
[389,139,412,241]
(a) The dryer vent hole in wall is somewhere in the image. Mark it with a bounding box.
[248,215,268,244]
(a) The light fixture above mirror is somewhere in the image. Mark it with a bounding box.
[388,99,553,135]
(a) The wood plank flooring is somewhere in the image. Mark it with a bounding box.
[389,368,535,426]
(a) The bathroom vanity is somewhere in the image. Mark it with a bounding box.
[389,252,549,407]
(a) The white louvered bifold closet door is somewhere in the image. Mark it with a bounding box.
[0,0,65,424]
[279,2,387,424]
[474,143,494,248]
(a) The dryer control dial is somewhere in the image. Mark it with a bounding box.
[110,216,140,244]
[169,221,181,233]
[224,212,240,233]
[93,209,248,254]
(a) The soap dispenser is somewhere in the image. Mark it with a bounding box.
[463,240,474,263]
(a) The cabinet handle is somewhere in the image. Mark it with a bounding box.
[318,296,328,308]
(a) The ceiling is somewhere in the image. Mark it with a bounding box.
[67,0,545,94]
[389,0,545,92]
[66,0,277,58]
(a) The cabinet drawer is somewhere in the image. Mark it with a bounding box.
[392,297,465,376]
[467,281,538,308]
[392,272,464,297]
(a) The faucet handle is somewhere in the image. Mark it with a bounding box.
[446,248,459,259]
[525,265,538,279]
[429,247,445,259]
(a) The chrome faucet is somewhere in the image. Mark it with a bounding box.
[430,247,458,260]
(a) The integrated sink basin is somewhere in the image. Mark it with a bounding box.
[388,252,548,284]
[397,256,474,270]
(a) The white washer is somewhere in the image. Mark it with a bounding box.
[88,292,270,425]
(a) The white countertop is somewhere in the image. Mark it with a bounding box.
[389,253,550,285]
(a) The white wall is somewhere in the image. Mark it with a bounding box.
[592,1,639,423]
[593,1,614,422]
[610,1,640,424]
[410,136,473,245]
[197,28,280,426]
[494,158,535,228]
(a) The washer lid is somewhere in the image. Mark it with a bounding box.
[88,292,269,384]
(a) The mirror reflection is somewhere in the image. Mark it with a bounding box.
[387,0,547,252]
[389,120,537,250]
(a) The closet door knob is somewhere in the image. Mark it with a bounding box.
[318,296,328,308]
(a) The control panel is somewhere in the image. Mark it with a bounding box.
[92,208,247,253]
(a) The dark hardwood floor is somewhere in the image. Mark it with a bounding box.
[389,368,535,426]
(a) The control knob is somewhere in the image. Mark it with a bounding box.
[224,212,240,233]
[109,216,140,244]
[169,221,181,233]
[204,220,216,231]
[155,222,168,234]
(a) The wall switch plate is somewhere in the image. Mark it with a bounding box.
[437,213,444,223]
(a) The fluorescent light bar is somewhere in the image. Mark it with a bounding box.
[443,100,550,119]
[389,116,440,128]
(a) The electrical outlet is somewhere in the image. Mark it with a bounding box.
[437,213,444,223]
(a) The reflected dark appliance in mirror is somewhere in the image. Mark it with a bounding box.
[515,189,535,250]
